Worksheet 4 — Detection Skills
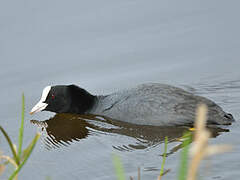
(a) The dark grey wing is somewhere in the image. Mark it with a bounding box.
[95,83,234,126]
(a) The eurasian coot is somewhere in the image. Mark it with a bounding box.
[30,83,234,126]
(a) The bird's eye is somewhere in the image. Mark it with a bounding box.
[51,94,55,99]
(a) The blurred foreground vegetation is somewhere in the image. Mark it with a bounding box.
[113,104,232,180]
[0,94,40,180]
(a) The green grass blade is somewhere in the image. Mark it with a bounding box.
[22,131,41,160]
[178,132,192,180]
[45,176,52,180]
[0,126,19,165]
[18,93,25,158]
[9,133,40,180]
[159,136,168,177]
[112,154,126,180]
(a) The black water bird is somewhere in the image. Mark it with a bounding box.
[30,83,234,126]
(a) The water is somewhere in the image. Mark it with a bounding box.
[1,0,240,179]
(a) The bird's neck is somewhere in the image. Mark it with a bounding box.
[68,85,97,114]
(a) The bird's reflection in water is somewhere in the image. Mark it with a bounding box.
[31,113,230,153]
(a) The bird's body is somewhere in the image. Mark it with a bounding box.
[30,83,234,126]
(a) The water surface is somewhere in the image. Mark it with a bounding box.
[1,0,240,179]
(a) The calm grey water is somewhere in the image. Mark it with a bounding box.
[1,0,240,179]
